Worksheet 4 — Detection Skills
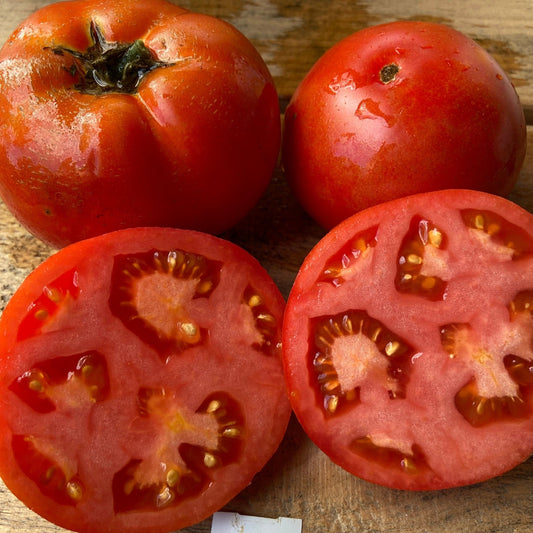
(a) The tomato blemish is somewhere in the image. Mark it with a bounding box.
[379,63,400,84]
[310,310,413,415]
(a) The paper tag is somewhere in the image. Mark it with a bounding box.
[211,512,302,533]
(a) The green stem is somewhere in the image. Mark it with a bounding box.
[49,21,171,95]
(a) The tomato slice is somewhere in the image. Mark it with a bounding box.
[282,189,533,490]
[0,227,291,532]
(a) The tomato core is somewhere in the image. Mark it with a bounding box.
[49,21,170,94]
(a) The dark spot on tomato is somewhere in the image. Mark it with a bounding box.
[379,63,400,84]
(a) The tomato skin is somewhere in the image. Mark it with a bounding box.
[0,0,281,248]
[282,21,527,229]
[0,227,290,532]
[282,189,533,490]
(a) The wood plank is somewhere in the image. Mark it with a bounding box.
[177,0,533,114]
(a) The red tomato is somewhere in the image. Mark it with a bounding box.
[282,189,533,490]
[0,0,281,248]
[282,21,527,230]
[0,227,291,532]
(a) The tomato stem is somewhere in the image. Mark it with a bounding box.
[48,21,172,94]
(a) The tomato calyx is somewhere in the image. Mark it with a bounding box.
[48,21,172,94]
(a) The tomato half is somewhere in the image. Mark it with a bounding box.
[282,189,533,490]
[0,227,291,532]
[282,21,527,229]
[0,0,281,248]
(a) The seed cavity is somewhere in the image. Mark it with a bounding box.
[461,209,533,259]
[318,226,379,286]
[441,321,532,426]
[351,436,430,475]
[113,390,244,513]
[109,249,222,362]
[17,268,80,341]
[396,216,447,301]
[12,435,85,507]
[311,310,413,415]
[9,351,109,413]
[243,285,279,355]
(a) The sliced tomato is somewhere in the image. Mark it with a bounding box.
[0,227,291,532]
[282,189,533,490]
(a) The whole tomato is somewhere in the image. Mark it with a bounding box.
[0,0,281,248]
[282,21,527,230]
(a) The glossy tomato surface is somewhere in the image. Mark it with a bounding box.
[282,21,527,229]
[282,189,533,490]
[0,0,281,248]
[0,227,291,532]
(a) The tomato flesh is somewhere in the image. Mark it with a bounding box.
[0,227,290,532]
[282,190,533,490]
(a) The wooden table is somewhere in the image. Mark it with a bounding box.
[0,1,532,532]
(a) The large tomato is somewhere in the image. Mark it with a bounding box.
[0,227,291,532]
[282,21,527,230]
[0,0,281,248]
[282,189,533,490]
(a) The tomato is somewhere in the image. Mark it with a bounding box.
[0,227,291,532]
[282,189,533,490]
[0,0,281,248]
[282,21,527,230]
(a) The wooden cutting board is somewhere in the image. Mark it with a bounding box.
[0,1,532,532]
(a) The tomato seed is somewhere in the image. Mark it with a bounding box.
[203,453,217,468]
[66,480,83,501]
[385,341,400,356]
[34,309,49,321]
[166,469,180,487]
[222,427,240,438]
[206,400,222,414]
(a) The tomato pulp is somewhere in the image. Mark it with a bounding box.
[282,190,533,490]
[283,21,526,229]
[0,0,281,247]
[0,227,291,532]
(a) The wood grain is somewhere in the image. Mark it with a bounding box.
[0,1,531,533]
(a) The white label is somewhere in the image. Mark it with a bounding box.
[211,512,302,533]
